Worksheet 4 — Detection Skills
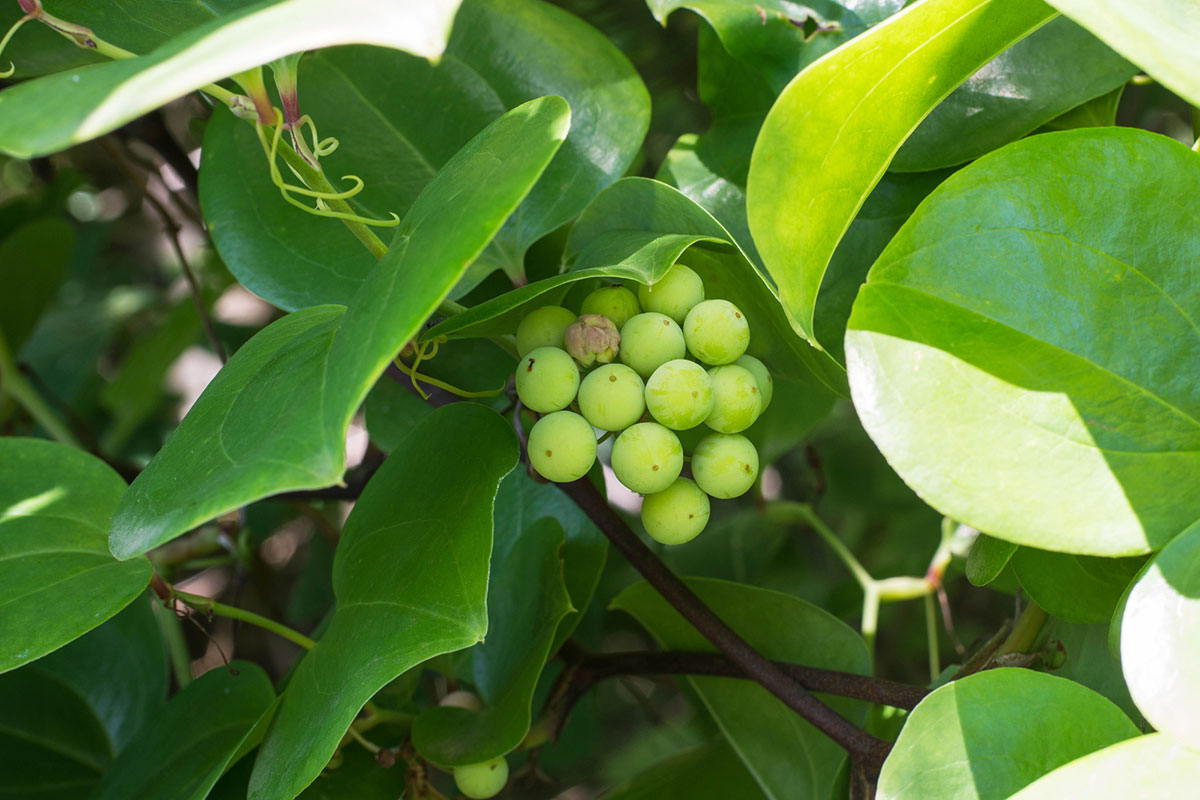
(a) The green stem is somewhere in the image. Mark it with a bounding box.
[924,592,940,683]
[174,589,316,650]
[861,583,880,665]
[152,599,193,688]
[996,601,1048,656]
[0,331,82,448]
[768,502,873,589]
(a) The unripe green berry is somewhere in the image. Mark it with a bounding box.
[611,422,683,495]
[528,411,596,483]
[638,264,705,324]
[577,363,645,431]
[705,364,762,433]
[564,314,620,367]
[454,757,509,800]
[515,347,579,413]
[618,312,686,379]
[581,284,641,329]
[692,433,759,499]
[516,305,576,357]
[683,299,750,365]
[734,354,773,410]
[644,359,713,430]
[641,478,710,545]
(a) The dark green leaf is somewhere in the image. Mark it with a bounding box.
[1048,620,1141,724]
[247,403,518,799]
[1011,548,1144,623]
[1040,87,1124,131]
[878,669,1139,800]
[1008,733,1200,799]
[612,578,871,800]
[845,128,1200,556]
[0,437,151,673]
[363,377,436,452]
[90,662,275,800]
[965,534,1018,587]
[600,740,767,799]
[0,218,74,351]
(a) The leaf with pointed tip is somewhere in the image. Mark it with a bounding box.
[746,0,1055,351]
[965,534,1018,587]
[0,438,151,673]
[878,669,1139,800]
[90,662,275,800]
[1009,733,1200,799]
[110,97,568,558]
[247,403,518,799]
[0,0,461,158]
[846,128,1200,556]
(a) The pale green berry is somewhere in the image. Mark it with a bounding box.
[705,364,762,433]
[515,347,579,413]
[692,433,759,499]
[577,363,645,431]
[454,758,509,800]
[638,264,705,324]
[516,305,577,357]
[611,422,683,495]
[528,411,596,483]
[734,354,773,410]
[581,284,641,329]
[641,478,710,545]
[439,690,483,711]
[683,299,750,365]
[644,359,713,430]
[618,312,686,378]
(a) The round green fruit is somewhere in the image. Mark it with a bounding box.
[515,347,579,413]
[641,478,710,545]
[611,422,684,495]
[683,299,750,365]
[528,411,596,483]
[454,758,509,800]
[644,359,713,430]
[581,284,641,329]
[618,312,686,378]
[692,433,759,499]
[705,364,762,433]
[638,263,705,323]
[577,363,645,431]
[515,305,577,357]
[734,354,773,410]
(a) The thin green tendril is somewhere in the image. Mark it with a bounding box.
[0,15,33,78]
[260,116,362,200]
[296,114,340,157]
[393,354,506,400]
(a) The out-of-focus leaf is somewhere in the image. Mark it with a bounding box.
[0,218,74,351]
[600,740,767,799]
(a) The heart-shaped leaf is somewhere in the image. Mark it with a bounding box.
[0,0,462,158]
[878,669,1139,800]
[845,128,1200,556]
[110,96,567,558]
[0,437,151,672]
[247,403,518,799]
[1008,733,1200,799]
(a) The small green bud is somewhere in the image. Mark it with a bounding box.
[565,314,620,367]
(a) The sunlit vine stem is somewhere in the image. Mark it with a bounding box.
[171,587,317,651]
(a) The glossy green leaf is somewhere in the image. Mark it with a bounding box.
[0,218,74,351]
[111,97,567,558]
[413,517,571,765]
[878,669,1139,800]
[746,0,1055,351]
[612,578,871,800]
[1046,0,1200,108]
[248,403,518,799]
[0,437,151,672]
[600,740,767,800]
[91,662,275,800]
[1049,620,1141,724]
[893,16,1134,172]
[965,534,1018,587]
[363,377,437,452]
[0,0,461,158]
[1008,733,1200,799]
[200,0,649,310]
[1011,547,1144,623]
[846,128,1200,556]
[1120,521,1200,748]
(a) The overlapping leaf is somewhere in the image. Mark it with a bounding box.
[1009,733,1200,799]
[1011,548,1144,623]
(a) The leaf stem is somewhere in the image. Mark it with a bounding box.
[995,600,1048,656]
[766,502,873,589]
[151,598,193,688]
[924,592,940,683]
[173,588,316,651]
[0,331,82,448]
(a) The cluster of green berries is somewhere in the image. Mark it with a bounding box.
[514,264,772,546]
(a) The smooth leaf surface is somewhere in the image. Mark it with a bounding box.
[1008,733,1200,799]
[878,669,1139,800]
[0,218,74,351]
[893,16,1134,171]
[1120,521,1200,748]
[0,437,150,672]
[600,740,768,800]
[248,403,518,799]
[965,534,1018,587]
[200,0,648,310]
[1046,0,1200,108]
[1011,547,1143,623]
[91,662,275,800]
[112,97,566,558]
[1049,620,1140,724]
[846,128,1200,556]
[613,578,871,800]
[413,516,571,765]
[746,0,1055,350]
